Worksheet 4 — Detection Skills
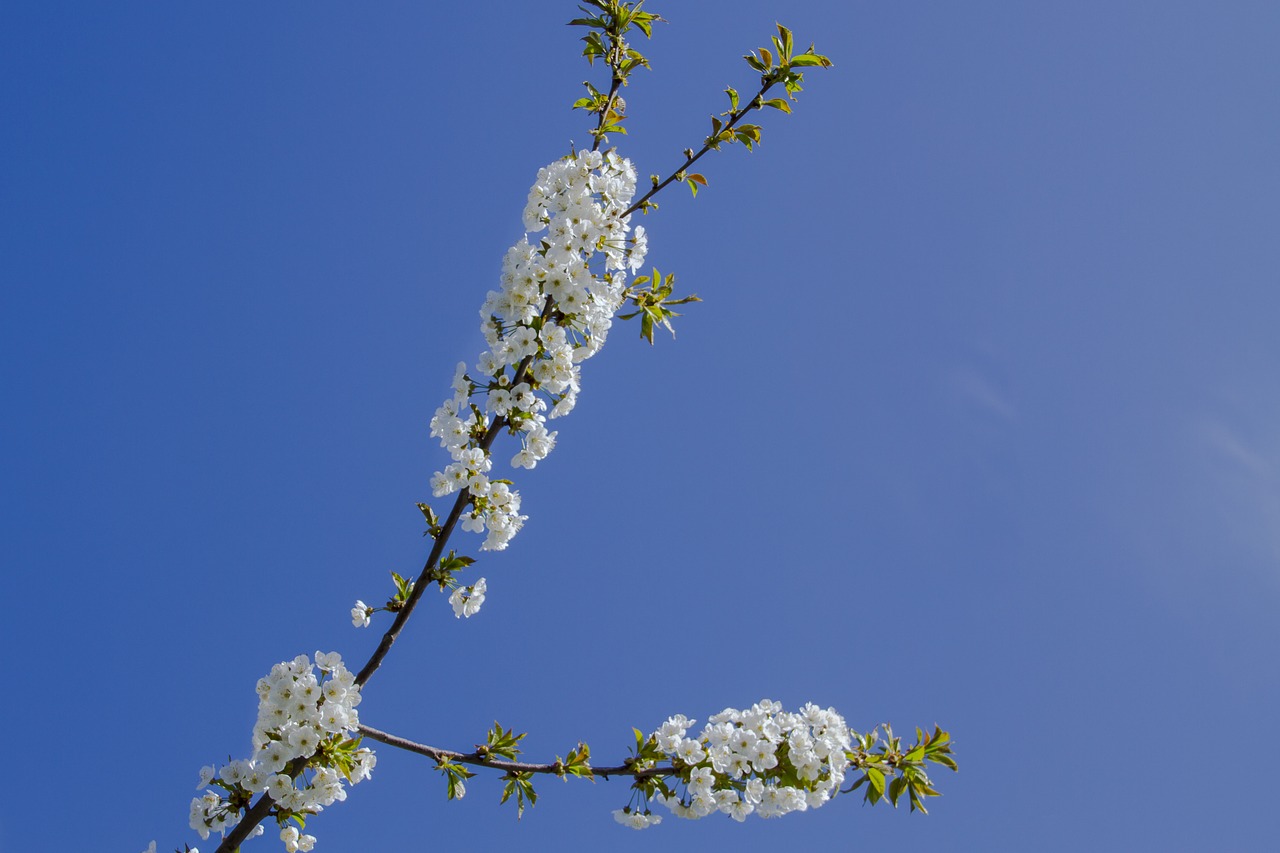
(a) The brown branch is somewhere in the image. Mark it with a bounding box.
[358,723,677,780]
[622,78,778,218]
[354,486,471,687]
[354,298,552,688]
[588,1,633,153]
[592,74,624,153]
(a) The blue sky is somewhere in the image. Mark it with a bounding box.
[3,1,1279,850]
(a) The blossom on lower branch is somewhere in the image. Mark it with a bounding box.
[189,652,375,850]
[618,700,852,828]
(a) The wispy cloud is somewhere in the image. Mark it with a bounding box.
[1193,416,1280,569]
[1198,419,1273,477]
[949,366,1018,422]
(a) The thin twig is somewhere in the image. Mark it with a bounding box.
[354,298,553,688]
[623,78,777,218]
[592,74,624,153]
[359,723,677,780]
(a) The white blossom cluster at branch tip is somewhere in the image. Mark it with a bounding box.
[625,700,853,827]
[448,576,487,618]
[189,653,376,850]
[428,150,645,566]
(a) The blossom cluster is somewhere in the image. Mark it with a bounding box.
[619,700,852,828]
[428,149,645,554]
[189,652,376,850]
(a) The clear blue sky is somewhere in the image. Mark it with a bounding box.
[3,2,1278,850]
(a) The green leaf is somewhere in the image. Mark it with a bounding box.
[438,551,476,575]
[865,767,885,803]
[789,52,832,68]
[762,97,791,113]
[778,23,794,59]
[558,741,594,780]
[914,781,942,797]
[436,757,476,801]
[500,771,537,819]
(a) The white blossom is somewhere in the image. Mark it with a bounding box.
[351,600,371,628]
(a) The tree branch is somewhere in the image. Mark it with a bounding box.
[592,74,624,153]
[623,78,777,218]
[359,723,676,780]
[354,298,552,688]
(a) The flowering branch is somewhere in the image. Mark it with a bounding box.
[625,23,833,215]
[212,143,647,853]
[359,721,956,794]
[358,704,956,828]
[161,7,955,853]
